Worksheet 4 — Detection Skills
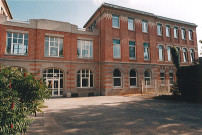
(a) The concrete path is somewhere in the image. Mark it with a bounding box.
[26,96,202,135]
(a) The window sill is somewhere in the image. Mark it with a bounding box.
[113,58,121,60]
[166,36,170,38]
[77,87,94,90]
[130,86,138,88]
[4,54,28,57]
[143,31,148,33]
[165,61,172,62]
[128,29,135,32]
[44,56,64,58]
[174,37,179,39]
[113,87,123,90]
[77,57,94,60]
[144,59,151,61]
[158,34,163,36]
[113,27,120,29]
[189,39,194,41]
[129,58,136,60]
[157,60,164,62]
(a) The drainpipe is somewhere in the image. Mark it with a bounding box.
[99,7,101,96]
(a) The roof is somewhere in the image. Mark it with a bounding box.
[83,3,197,28]
[2,0,13,19]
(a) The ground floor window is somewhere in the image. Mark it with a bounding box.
[144,70,151,86]
[43,68,63,96]
[130,69,137,87]
[160,70,165,85]
[113,69,122,87]
[77,69,93,88]
[169,70,174,85]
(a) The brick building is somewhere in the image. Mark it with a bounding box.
[0,3,198,97]
[0,0,12,19]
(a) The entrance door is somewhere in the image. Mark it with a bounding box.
[47,79,60,96]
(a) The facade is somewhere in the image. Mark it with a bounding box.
[0,3,198,97]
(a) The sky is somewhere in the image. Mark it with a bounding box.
[7,0,202,56]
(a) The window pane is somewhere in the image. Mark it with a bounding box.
[50,47,58,56]
[144,70,151,77]
[167,47,171,61]
[45,41,49,56]
[82,79,88,87]
[129,46,135,58]
[113,45,120,58]
[130,70,136,77]
[90,74,93,87]
[145,78,151,85]
[59,43,63,56]
[128,18,134,30]
[114,78,121,86]
[6,38,11,53]
[77,74,80,87]
[159,46,163,60]
[130,78,137,86]
[113,69,121,77]
[112,15,119,28]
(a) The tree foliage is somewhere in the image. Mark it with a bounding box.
[171,47,180,69]
[0,66,50,134]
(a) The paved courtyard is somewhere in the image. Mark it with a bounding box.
[27,96,202,135]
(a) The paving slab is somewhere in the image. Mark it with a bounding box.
[26,95,202,135]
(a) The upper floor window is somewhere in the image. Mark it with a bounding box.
[188,30,193,40]
[142,20,148,33]
[158,45,164,61]
[89,21,96,31]
[113,69,122,87]
[181,28,186,40]
[77,69,93,88]
[6,32,29,55]
[130,69,137,87]
[167,46,171,61]
[174,27,178,38]
[129,41,136,59]
[157,23,162,36]
[45,36,63,57]
[183,48,188,62]
[113,39,121,58]
[143,43,149,60]
[128,18,134,30]
[176,47,181,62]
[112,15,119,28]
[77,40,93,59]
[166,25,170,37]
[190,49,195,62]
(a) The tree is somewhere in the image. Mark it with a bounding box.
[0,66,50,134]
[171,47,180,69]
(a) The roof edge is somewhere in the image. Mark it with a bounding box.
[83,2,197,28]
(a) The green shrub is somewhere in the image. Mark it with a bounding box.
[0,66,50,134]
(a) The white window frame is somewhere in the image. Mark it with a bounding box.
[158,45,164,61]
[181,28,186,40]
[113,69,122,87]
[166,25,170,37]
[189,30,193,40]
[174,27,178,38]
[112,15,119,28]
[183,48,188,62]
[130,69,137,87]
[190,49,195,62]
[45,36,63,57]
[6,32,29,55]
[144,43,150,60]
[77,69,93,88]
[142,20,148,33]
[77,40,93,59]
[128,18,134,30]
[167,46,171,61]
[129,41,136,59]
[113,39,121,59]
[157,23,162,36]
